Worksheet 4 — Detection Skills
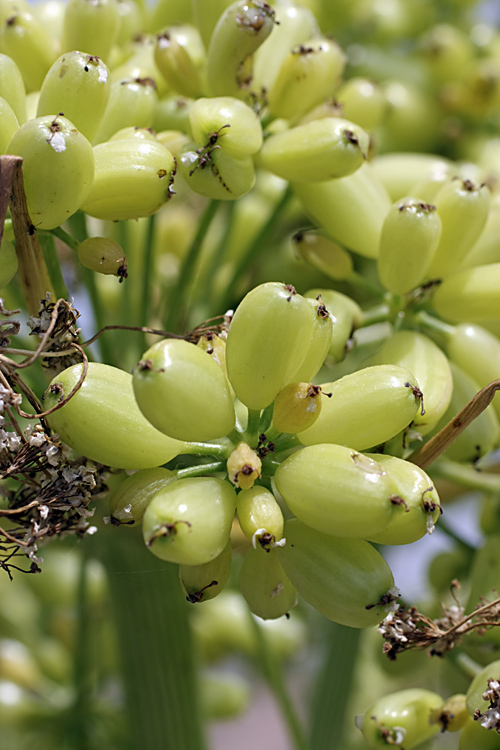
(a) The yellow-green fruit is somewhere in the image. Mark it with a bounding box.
[0,239,17,287]
[293,162,392,259]
[297,365,422,451]
[0,12,57,93]
[239,547,297,620]
[360,688,443,749]
[293,230,353,281]
[44,362,185,469]
[61,0,120,63]
[6,114,95,230]
[109,467,175,525]
[81,139,175,221]
[77,237,127,280]
[0,52,26,124]
[180,540,232,603]
[272,382,322,434]
[0,95,18,153]
[368,330,452,435]
[432,263,500,323]
[257,118,369,182]
[189,96,262,156]
[236,486,284,548]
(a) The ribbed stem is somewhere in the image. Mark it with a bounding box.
[95,526,207,750]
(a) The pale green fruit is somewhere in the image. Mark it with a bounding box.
[132,338,235,442]
[44,362,185,469]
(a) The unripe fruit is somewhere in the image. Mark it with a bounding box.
[189,96,262,156]
[0,95,18,154]
[0,12,57,93]
[225,282,315,411]
[304,288,362,363]
[293,230,354,282]
[44,362,184,469]
[0,52,26,124]
[368,330,452,435]
[226,442,261,491]
[180,540,232,603]
[108,467,175,525]
[62,0,120,63]
[142,477,236,566]
[77,237,127,280]
[272,382,323,434]
[274,444,397,539]
[132,338,235,442]
[432,263,500,323]
[290,296,333,382]
[377,198,442,295]
[297,365,422,451]
[179,142,255,201]
[239,547,297,620]
[359,688,444,749]
[277,519,397,628]
[6,114,94,230]
[0,239,17,287]
[93,77,158,144]
[365,455,441,545]
[81,138,175,221]
[236,486,284,549]
[37,51,111,143]
[257,118,369,182]
[293,163,392,259]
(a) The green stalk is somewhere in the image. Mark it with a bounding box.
[218,186,292,312]
[309,621,361,750]
[430,458,500,495]
[95,526,207,750]
[39,231,70,301]
[138,215,156,352]
[247,610,310,750]
[244,408,262,447]
[164,199,220,333]
[175,460,226,479]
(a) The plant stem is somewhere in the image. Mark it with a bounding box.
[248,610,310,750]
[164,199,220,333]
[309,621,361,750]
[244,408,262,447]
[95,526,207,750]
[39,231,70,301]
[175,461,226,479]
[50,226,81,253]
[219,186,292,312]
[430,458,500,495]
[139,215,156,352]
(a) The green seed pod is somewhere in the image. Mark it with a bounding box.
[93,77,158,144]
[133,338,235,442]
[445,323,500,420]
[180,539,232,603]
[267,38,345,120]
[115,0,142,47]
[293,230,354,281]
[153,94,193,133]
[240,547,297,620]
[465,658,500,719]
[377,197,442,295]
[0,52,26,124]
[304,288,362,363]
[36,51,111,143]
[206,0,276,99]
[335,77,387,131]
[0,12,57,93]
[6,114,95,230]
[272,382,323,434]
[275,444,398,539]
[225,282,316,411]
[189,96,262,156]
[371,152,453,203]
[378,80,440,154]
[236,486,284,549]
[81,138,175,221]
[433,263,500,323]
[179,141,255,200]
[61,0,120,63]
[461,192,500,270]
[419,24,474,86]
[44,362,185,469]
[142,477,236,566]
[251,1,318,96]
[277,518,398,628]
[439,363,499,463]
[109,467,175,525]
[0,95,18,153]
[196,331,234,398]
[459,715,500,749]
[359,688,443,749]
[200,672,251,720]
[290,296,333,382]
[368,330,452,435]
[426,178,491,280]
[297,365,422,451]
[77,237,127,280]
[0,239,18,287]
[0,0,29,24]
[109,126,158,143]
[293,162,392,259]
[154,26,203,98]
[437,694,469,732]
[365,454,441,545]
[257,118,369,183]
